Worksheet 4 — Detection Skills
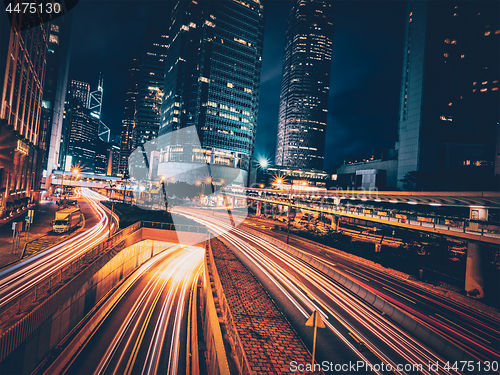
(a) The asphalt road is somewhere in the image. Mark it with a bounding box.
[65,245,203,375]
[179,208,498,375]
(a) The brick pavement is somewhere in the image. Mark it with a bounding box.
[211,239,320,374]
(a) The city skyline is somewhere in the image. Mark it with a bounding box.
[9,0,407,168]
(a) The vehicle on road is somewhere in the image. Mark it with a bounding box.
[51,207,82,233]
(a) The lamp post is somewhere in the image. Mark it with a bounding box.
[287,187,295,244]
[108,184,116,238]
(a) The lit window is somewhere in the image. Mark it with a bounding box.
[493,80,498,84]
[484,31,491,36]
[199,76,210,83]
[482,81,487,85]
[461,54,465,58]
[444,39,450,44]
[227,82,234,88]
[480,88,487,92]
[49,34,59,44]
[448,102,452,106]
[495,30,500,34]
[451,40,457,44]
[244,88,252,93]
[473,89,477,93]
[443,53,448,57]
[492,87,498,91]
[473,82,477,86]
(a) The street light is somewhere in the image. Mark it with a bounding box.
[108,184,116,238]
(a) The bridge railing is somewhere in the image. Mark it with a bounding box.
[239,194,500,239]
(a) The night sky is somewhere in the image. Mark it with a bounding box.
[2,0,407,168]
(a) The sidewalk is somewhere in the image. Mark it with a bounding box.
[0,199,59,268]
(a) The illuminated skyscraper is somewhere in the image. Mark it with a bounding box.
[157,0,265,183]
[64,80,99,172]
[132,29,168,149]
[275,0,334,170]
[0,10,49,216]
[396,0,499,188]
[118,54,140,176]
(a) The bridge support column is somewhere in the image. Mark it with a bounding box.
[256,202,262,216]
[465,243,485,298]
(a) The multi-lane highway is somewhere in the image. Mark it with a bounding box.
[0,188,113,315]
[178,208,499,374]
[61,245,203,375]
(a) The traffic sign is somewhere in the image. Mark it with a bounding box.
[306,310,325,368]
[305,310,325,328]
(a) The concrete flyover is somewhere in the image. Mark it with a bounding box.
[232,188,500,299]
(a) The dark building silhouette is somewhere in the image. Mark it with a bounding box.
[38,14,73,180]
[396,0,500,189]
[157,0,265,183]
[275,0,334,170]
[0,11,49,216]
[118,54,140,176]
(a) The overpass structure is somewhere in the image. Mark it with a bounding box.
[228,188,500,298]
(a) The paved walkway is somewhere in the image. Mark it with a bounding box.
[0,199,60,268]
[211,239,319,374]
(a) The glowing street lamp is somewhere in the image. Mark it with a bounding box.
[259,158,269,169]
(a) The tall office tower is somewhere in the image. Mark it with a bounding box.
[132,29,168,149]
[275,0,334,170]
[65,80,99,172]
[118,55,140,176]
[396,1,500,189]
[0,11,49,216]
[38,13,73,181]
[157,0,265,184]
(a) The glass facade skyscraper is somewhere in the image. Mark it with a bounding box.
[64,80,99,172]
[157,0,265,183]
[396,0,499,188]
[132,29,168,149]
[118,54,140,176]
[275,0,334,170]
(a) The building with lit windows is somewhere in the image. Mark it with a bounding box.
[38,14,73,182]
[396,0,500,189]
[132,29,168,150]
[156,0,265,185]
[64,80,99,173]
[0,10,49,216]
[275,0,334,170]
[118,54,140,176]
